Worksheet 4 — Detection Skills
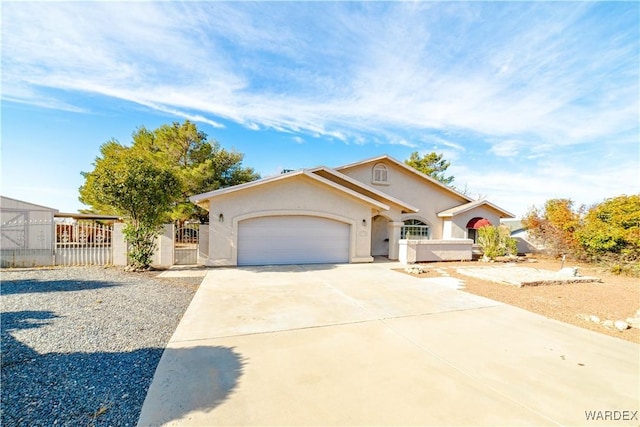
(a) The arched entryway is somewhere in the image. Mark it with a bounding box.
[466,217,491,243]
[371,215,390,256]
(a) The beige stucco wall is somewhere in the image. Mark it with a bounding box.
[204,175,376,266]
[399,239,473,263]
[152,224,174,267]
[339,160,469,239]
[448,206,504,239]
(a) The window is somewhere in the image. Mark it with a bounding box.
[372,163,389,184]
[401,219,430,240]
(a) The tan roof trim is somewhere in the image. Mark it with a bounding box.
[302,171,390,211]
[189,169,390,212]
[308,166,418,213]
[335,154,474,203]
[438,199,515,218]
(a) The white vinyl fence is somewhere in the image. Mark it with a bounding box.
[0,219,114,267]
[1,219,205,268]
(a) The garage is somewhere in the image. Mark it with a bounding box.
[237,215,350,266]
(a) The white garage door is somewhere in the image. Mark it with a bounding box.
[237,216,350,266]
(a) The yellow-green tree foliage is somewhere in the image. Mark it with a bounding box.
[577,195,640,257]
[524,195,639,275]
[132,121,260,223]
[79,142,182,269]
[522,198,582,256]
[82,120,259,223]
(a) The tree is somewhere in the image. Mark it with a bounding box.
[524,195,640,275]
[131,121,260,223]
[522,198,582,256]
[577,195,640,272]
[404,151,454,185]
[79,142,181,270]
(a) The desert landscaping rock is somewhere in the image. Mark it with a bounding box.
[405,266,428,275]
[0,266,198,427]
[456,265,601,287]
[454,257,639,344]
[614,320,630,332]
[558,267,579,277]
[627,318,640,329]
[589,315,601,323]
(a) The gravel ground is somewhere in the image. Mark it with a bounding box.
[407,258,640,344]
[1,266,199,427]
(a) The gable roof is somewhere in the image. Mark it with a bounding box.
[501,219,526,233]
[0,195,58,213]
[334,155,474,203]
[189,169,390,211]
[308,166,418,214]
[437,199,514,219]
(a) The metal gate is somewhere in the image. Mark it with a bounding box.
[55,222,113,266]
[175,224,199,265]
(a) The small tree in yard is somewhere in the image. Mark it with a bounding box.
[477,225,517,260]
[522,198,582,257]
[576,194,640,275]
[79,142,181,270]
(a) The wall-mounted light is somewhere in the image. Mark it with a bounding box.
[218,213,224,222]
[362,219,367,226]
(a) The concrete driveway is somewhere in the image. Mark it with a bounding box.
[138,262,639,426]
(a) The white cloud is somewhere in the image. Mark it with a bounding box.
[453,158,640,218]
[489,140,525,158]
[2,1,637,154]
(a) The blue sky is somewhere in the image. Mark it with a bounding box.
[2,1,638,217]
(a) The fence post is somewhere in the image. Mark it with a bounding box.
[112,223,127,266]
[198,223,209,265]
[152,224,174,267]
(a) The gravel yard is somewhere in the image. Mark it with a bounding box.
[419,258,640,344]
[1,266,199,427]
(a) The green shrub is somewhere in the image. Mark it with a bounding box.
[477,225,517,260]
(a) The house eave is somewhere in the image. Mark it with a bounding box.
[335,154,474,203]
[438,199,515,219]
[188,169,391,212]
[308,166,418,213]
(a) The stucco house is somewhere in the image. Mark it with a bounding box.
[190,155,514,266]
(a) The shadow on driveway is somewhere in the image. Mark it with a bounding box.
[138,345,246,426]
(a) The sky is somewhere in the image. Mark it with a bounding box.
[2,1,638,218]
